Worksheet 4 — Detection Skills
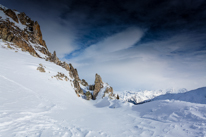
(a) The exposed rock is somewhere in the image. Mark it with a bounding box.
[89,85,95,90]
[4,9,19,23]
[103,86,114,98]
[117,94,120,100]
[69,64,79,80]
[0,9,48,58]
[73,79,83,95]
[33,21,45,47]
[61,62,70,71]
[85,91,92,100]
[53,72,69,81]
[81,79,88,86]
[48,51,60,63]
[93,73,103,100]
[37,64,45,72]
[17,12,27,25]
[104,87,113,94]
[17,12,33,26]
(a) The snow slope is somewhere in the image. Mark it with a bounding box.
[0,41,206,137]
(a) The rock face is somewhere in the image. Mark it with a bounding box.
[93,73,103,100]
[0,7,49,57]
[33,21,46,47]
[61,62,70,71]
[69,64,79,80]
[4,9,19,23]
[73,79,83,95]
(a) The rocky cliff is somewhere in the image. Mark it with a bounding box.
[0,4,116,100]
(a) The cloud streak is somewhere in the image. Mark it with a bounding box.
[68,31,206,91]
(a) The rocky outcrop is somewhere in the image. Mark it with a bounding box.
[81,79,88,86]
[89,85,95,90]
[37,64,46,72]
[4,9,19,23]
[61,62,71,71]
[33,21,47,48]
[0,7,49,57]
[85,91,92,100]
[93,73,103,100]
[53,72,69,81]
[46,51,61,64]
[73,79,83,95]
[17,12,29,25]
[69,64,80,80]
[103,86,114,98]
[0,20,40,57]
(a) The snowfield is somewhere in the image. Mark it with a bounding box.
[0,40,206,137]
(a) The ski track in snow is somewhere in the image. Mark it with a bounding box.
[0,75,41,100]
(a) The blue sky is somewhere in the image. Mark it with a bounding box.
[1,0,206,91]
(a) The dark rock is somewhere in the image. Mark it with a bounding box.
[17,12,27,25]
[89,85,95,90]
[117,94,120,100]
[4,9,19,23]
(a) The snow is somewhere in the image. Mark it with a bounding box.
[0,40,206,136]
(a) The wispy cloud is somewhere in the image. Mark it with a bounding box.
[68,31,206,91]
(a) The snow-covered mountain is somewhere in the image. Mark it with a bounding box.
[1,4,206,137]
[119,88,188,104]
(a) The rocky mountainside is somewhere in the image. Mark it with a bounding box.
[0,4,115,101]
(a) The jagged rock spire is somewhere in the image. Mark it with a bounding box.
[93,73,103,99]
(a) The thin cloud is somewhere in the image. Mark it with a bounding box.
[68,32,206,91]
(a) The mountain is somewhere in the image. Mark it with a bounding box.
[0,4,115,101]
[0,4,206,137]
